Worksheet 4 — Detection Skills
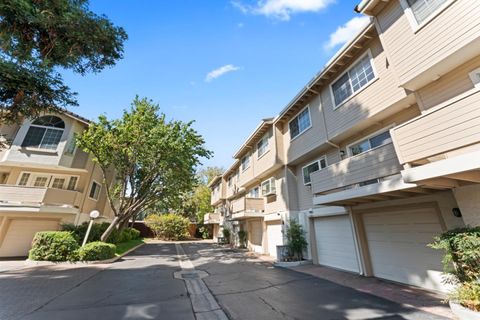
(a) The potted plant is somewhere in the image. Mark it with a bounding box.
[238,230,248,249]
[222,227,231,244]
[429,227,480,319]
[285,219,308,261]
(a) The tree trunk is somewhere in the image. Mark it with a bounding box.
[100,216,121,242]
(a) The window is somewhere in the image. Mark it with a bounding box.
[257,134,269,158]
[89,181,101,200]
[64,134,77,155]
[469,67,480,88]
[241,154,250,171]
[248,186,260,198]
[261,178,276,196]
[358,179,379,187]
[289,106,311,140]
[302,158,327,185]
[18,173,30,186]
[331,53,375,107]
[67,176,78,191]
[33,176,49,187]
[228,176,232,187]
[22,116,65,150]
[51,178,65,189]
[404,0,447,24]
[348,130,392,156]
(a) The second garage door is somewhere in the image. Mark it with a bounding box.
[363,207,445,291]
[314,215,359,273]
[0,219,59,257]
[249,220,263,254]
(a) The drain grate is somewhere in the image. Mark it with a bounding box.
[180,272,199,279]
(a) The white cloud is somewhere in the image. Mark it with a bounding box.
[205,64,241,82]
[232,0,335,21]
[324,16,370,50]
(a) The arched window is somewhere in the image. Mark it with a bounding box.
[22,116,65,150]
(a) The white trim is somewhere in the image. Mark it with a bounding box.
[88,180,101,201]
[261,177,276,196]
[346,125,394,157]
[313,175,418,206]
[256,133,270,159]
[401,150,480,183]
[399,0,456,33]
[302,156,327,186]
[468,67,480,88]
[308,206,348,218]
[330,49,378,110]
[288,105,312,141]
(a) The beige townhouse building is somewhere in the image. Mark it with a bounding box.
[0,111,115,257]
[210,0,480,293]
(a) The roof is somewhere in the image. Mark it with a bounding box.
[354,0,385,14]
[222,160,240,178]
[61,109,91,126]
[275,20,375,124]
[233,117,275,159]
[207,175,223,188]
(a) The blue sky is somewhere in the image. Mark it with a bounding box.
[62,0,368,170]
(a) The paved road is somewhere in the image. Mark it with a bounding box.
[0,242,450,320]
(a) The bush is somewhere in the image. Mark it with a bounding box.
[429,227,480,283]
[77,241,116,261]
[29,231,79,262]
[429,226,480,311]
[238,230,247,248]
[286,220,307,261]
[61,223,141,244]
[222,228,231,244]
[144,213,190,240]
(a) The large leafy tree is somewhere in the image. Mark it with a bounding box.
[77,97,212,241]
[0,0,127,123]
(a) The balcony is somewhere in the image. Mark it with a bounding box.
[231,197,264,220]
[0,185,81,209]
[391,90,480,165]
[204,213,220,225]
[311,143,402,195]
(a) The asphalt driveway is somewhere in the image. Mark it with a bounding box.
[0,242,451,320]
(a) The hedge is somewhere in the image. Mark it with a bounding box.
[144,214,189,240]
[77,242,116,261]
[29,231,79,262]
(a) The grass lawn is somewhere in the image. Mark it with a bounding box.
[115,239,145,256]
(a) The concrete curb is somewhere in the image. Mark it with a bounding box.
[274,260,313,268]
[25,242,145,266]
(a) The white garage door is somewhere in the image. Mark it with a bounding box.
[266,223,282,258]
[249,220,263,253]
[314,215,359,273]
[363,207,445,291]
[0,219,59,257]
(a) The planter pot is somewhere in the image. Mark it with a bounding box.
[450,301,480,320]
[274,260,312,268]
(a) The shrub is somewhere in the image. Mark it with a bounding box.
[126,227,141,240]
[198,226,210,239]
[29,231,79,262]
[222,228,231,244]
[450,282,480,312]
[61,222,140,244]
[77,241,116,261]
[144,213,190,240]
[429,227,480,283]
[286,219,307,261]
[238,230,248,248]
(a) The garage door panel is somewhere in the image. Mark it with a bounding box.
[267,223,282,258]
[363,207,445,291]
[314,215,359,273]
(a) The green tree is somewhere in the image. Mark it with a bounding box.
[0,0,127,123]
[286,219,308,261]
[77,97,211,241]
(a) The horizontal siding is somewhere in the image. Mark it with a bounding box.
[311,143,402,194]
[264,169,288,214]
[418,55,480,110]
[392,90,480,163]
[377,0,480,85]
[284,95,328,163]
[321,37,408,139]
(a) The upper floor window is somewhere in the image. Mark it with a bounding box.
[348,129,392,156]
[289,106,311,140]
[22,115,65,150]
[403,0,448,25]
[302,157,327,185]
[228,176,232,187]
[331,52,375,107]
[248,186,260,198]
[261,177,276,196]
[89,181,101,200]
[257,134,269,158]
[241,154,250,171]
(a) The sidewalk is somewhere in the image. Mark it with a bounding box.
[290,264,454,319]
